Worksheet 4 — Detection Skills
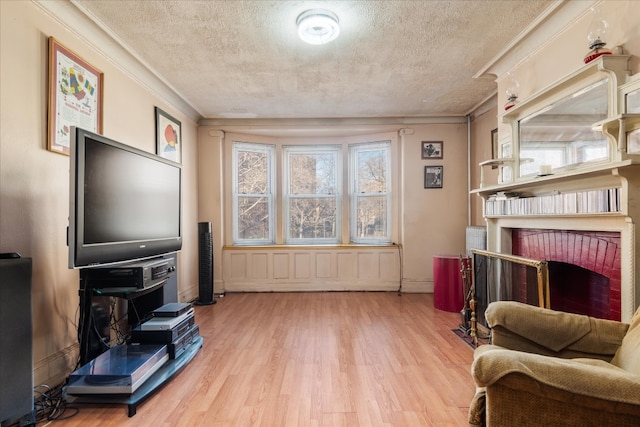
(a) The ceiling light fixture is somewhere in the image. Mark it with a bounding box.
[296,9,340,45]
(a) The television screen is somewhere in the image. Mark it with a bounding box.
[69,127,182,268]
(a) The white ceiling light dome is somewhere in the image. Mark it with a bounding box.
[296,9,340,45]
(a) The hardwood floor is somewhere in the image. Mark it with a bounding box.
[53,292,476,426]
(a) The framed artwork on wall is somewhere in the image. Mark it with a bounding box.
[421,141,443,159]
[424,165,443,189]
[491,128,498,168]
[155,107,182,163]
[47,37,104,155]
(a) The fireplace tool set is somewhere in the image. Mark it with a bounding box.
[459,255,478,346]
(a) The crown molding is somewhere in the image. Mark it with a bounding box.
[34,0,202,123]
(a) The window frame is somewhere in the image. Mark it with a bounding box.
[232,141,276,245]
[283,144,342,245]
[227,132,397,247]
[349,141,392,244]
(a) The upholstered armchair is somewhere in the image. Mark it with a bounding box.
[469,301,640,427]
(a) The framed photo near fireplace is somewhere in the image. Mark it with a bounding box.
[424,166,443,189]
[47,37,103,155]
[155,107,182,163]
[490,129,498,168]
[421,141,443,159]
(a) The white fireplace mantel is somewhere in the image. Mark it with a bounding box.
[473,57,640,322]
[474,164,639,322]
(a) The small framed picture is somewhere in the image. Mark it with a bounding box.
[421,141,443,159]
[424,166,443,189]
[490,129,498,168]
[155,107,182,163]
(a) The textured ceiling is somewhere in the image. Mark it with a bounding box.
[73,0,555,120]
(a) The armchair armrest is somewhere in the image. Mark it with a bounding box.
[472,345,640,407]
[486,301,628,360]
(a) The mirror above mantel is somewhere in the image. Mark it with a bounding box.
[479,55,638,189]
[518,78,610,177]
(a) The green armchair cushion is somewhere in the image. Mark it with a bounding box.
[472,344,640,406]
[485,301,591,351]
[486,301,628,358]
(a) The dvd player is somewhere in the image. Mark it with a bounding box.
[152,302,192,318]
[85,257,176,290]
[130,314,195,344]
[168,324,200,359]
[140,308,195,331]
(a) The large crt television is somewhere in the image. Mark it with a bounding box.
[69,127,182,269]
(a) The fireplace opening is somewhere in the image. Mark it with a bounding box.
[548,261,610,319]
[512,228,621,321]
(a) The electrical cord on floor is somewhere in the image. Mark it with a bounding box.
[395,243,403,296]
[33,383,79,423]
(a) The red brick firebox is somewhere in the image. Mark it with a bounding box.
[512,229,621,321]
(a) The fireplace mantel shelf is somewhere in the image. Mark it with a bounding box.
[479,158,640,322]
[471,159,639,199]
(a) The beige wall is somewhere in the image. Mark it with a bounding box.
[0,0,199,386]
[398,123,469,291]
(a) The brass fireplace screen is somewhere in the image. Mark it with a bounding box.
[469,249,550,329]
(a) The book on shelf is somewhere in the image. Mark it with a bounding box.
[485,188,621,216]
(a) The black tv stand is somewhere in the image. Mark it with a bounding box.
[77,260,174,365]
[72,261,202,416]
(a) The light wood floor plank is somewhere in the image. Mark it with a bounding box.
[53,292,475,426]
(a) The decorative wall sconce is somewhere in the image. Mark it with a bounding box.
[504,71,519,111]
[584,6,612,64]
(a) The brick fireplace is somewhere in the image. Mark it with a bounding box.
[511,229,621,321]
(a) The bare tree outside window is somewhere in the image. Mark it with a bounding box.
[234,144,273,243]
[352,143,390,243]
[286,149,339,242]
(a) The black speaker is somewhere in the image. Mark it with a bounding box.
[1,255,35,425]
[196,222,216,305]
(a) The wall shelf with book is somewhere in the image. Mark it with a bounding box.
[484,188,621,217]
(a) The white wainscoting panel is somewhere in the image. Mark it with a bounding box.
[223,246,401,292]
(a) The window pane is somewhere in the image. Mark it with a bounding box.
[356,149,387,193]
[233,142,274,244]
[237,150,269,194]
[350,141,391,244]
[288,197,337,239]
[289,153,336,194]
[356,196,387,238]
[238,196,270,240]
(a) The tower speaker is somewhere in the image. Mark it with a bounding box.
[1,254,35,425]
[196,222,216,305]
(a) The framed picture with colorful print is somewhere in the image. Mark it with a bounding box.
[155,107,182,163]
[47,37,104,155]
